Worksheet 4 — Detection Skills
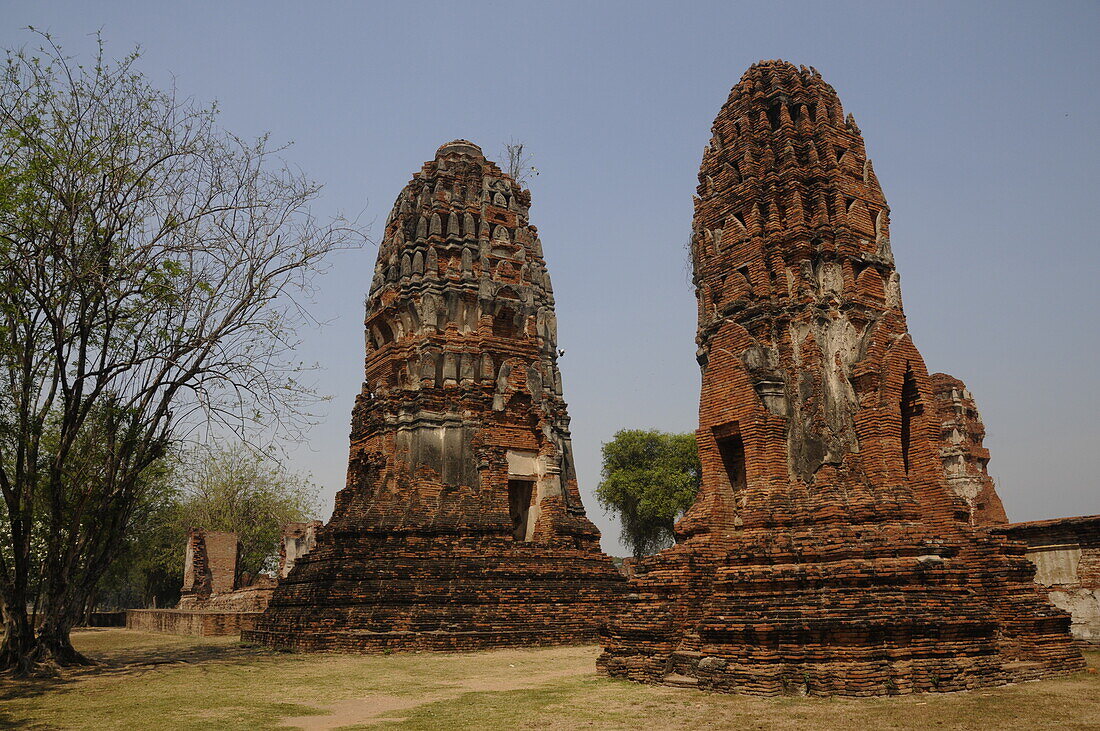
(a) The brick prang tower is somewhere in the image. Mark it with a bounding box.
[930,373,1008,526]
[597,62,1083,696]
[246,140,625,652]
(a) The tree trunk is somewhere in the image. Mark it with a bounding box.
[0,602,40,675]
[33,568,97,669]
[82,589,97,627]
[36,617,93,667]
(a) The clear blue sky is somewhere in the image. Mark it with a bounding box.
[3,1,1097,554]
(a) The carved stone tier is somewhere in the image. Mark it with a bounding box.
[930,373,1008,526]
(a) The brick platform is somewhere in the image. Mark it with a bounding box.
[245,141,625,652]
[597,61,1084,696]
[126,609,262,637]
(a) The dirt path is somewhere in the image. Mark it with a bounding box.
[278,666,585,729]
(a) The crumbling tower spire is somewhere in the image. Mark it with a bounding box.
[598,62,1083,695]
[247,140,624,651]
[930,373,1009,526]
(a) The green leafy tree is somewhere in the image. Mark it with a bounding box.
[174,443,318,578]
[0,30,358,672]
[92,443,318,611]
[596,430,701,559]
[85,457,182,612]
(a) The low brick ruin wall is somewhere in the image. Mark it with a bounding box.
[126,609,261,637]
[176,584,274,613]
[994,515,1100,645]
[80,611,126,627]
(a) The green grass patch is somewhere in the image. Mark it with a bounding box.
[0,631,1096,730]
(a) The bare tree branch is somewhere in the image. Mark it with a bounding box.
[0,29,364,672]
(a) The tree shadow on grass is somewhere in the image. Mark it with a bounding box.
[0,629,280,723]
[0,636,319,731]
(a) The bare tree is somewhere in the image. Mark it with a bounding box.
[0,31,360,672]
[502,139,538,185]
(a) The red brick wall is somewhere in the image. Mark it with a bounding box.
[179,529,240,601]
[126,610,261,636]
[996,517,1100,644]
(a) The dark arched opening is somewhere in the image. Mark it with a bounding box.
[493,305,519,339]
[900,367,922,474]
[713,422,746,493]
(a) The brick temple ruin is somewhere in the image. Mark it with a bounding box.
[928,381,1098,644]
[176,529,273,611]
[995,516,1100,645]
[597,61,1085,696]
[279,521,322,578]
[128,524,319,636]
[244,140,626,652]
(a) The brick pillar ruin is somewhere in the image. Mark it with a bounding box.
[246,140,625,651]
[597,61,1084,695]
[278,521,321,579]
[930,373,1008,526]
[179,529,240,606]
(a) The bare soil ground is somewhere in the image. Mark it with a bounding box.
[1,629,1097,730]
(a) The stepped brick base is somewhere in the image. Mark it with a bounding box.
[245,535,626,652]
[599,525,1084,696]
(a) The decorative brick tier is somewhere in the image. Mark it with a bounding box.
[246,141,625,651]
[597,61,1084,696]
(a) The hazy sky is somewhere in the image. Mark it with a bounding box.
[3,1,1097,554]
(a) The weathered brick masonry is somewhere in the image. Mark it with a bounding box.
[177,528,275,613]
[994,516,1100,645]
[245,141,625,652]
[930,373,1007,526]
[128,524,317,634]
[179,529,239,603]
[279,520,322,578]
[126,609,262,637]
[597,61,1084,696]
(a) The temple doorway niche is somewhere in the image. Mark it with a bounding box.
[900,366,922,474]
[508,479,536,541]
[713,422,746,493]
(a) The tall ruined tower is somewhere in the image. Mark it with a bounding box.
[247,141,624,651]
[930,373,1008,526]
[598,62,1083,695]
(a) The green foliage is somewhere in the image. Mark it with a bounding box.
[174,443,319,577]
[0,28,357,666]
[93,461,184,609]
[93,442,320,607]
[595,430,700,559]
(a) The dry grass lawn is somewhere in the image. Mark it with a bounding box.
[0,628,1097,730]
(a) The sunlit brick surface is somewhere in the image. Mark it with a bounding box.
[245,141,625,652]
[597,61,1083,696]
